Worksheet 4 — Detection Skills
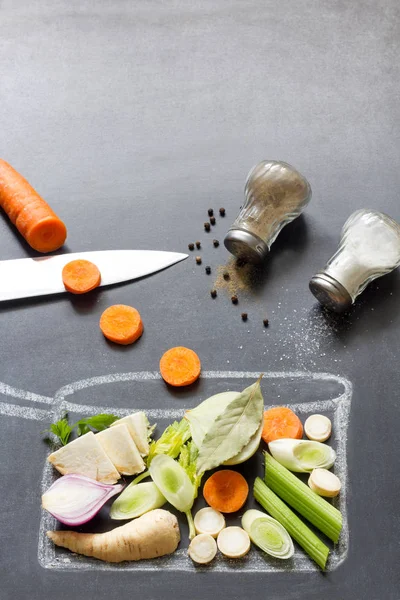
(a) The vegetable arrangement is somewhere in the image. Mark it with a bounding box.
[43,377,343,571]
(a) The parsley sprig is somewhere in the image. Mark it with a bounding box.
[43,413,120,446]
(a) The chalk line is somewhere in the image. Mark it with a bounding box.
[0,402,51,421]
[0,381,53,404]
[38,370,352,574]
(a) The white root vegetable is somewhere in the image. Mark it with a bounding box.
[308,468,341,497]
[217,526,251,558]
[47,431,120,484]
[304,414,332,442]
[188,534,217,564]
[194,507,225,538]
[96,424,145,475]
[47,509,180,562]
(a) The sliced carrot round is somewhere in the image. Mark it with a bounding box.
[262,407,303,444]
[203,470,249,514]
[62,259,101,294]
[99,304,143,345]
[159,346,201,387]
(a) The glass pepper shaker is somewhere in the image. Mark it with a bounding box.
[224,160,312,263]
[309,209,400,312]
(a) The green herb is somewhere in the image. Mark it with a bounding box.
[254,477,329,570]
[185,391,238,448]
[72,414,120,436]
[264,452,342,543]
[147,419,191,465]
[126,419,191,488]
[178,441,202,498]
[196,375,264,475]
[43,416,72,446]
[43,413,120,446]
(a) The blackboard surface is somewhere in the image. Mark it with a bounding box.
[1,2,399,599]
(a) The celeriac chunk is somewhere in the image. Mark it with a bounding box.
[47,431,120,484]
[96,424,145,475]
[110,412,150,456]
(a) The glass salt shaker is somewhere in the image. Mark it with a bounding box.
[309,209,400,312]
[224,160,312,263]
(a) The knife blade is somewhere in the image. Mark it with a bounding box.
[0,250,188,302]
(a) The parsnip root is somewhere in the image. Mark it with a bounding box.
[47,509,180,562]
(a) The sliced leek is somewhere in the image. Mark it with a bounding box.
[264,452,342,543]
[242,509,294,559]
[149,454,196,538]
[254,477,329,569]
[268,438,336,472]
[110,481,166,520]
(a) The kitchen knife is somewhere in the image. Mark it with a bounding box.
[0,250,188,302]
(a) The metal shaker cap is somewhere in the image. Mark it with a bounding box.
[309,273,353,313]
[224,229,269,263]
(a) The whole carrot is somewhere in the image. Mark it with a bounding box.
[0,159,67,253]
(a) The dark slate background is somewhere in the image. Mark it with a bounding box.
[0,2,399,599]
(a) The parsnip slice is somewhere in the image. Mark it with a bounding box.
[188,534,217,564]
[304,414,332,442]
[217,526,251,558]
[308,468,341,497]
[194,507,225,538]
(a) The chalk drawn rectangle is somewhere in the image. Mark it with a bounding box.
[38,371,351,573]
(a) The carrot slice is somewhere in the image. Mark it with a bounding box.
[203,470,249,514]
[100,305,143,345]
[262,407,303,444]
[159,347,201,387]
[62,259,101,294]
[0,159,67,253]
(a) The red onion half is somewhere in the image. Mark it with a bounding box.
[42,474,124,526]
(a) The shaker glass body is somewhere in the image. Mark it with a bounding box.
[310,209,400,312]
[224,160,312,263]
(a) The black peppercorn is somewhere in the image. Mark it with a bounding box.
[210,289,217,298]
[188,243,195,251]
[231,295,238,304]
[195,241,201,249]
[263,318,269,327]
[210,216,216,225]
[241,312,248,321]
[219,207,226,216]
[208,208,214,217]
[213,239,220,247]
[223,271,230,280]
[196,256,202,265]
[205,266,211,275]
[204,222,211,232]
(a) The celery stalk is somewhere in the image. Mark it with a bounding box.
[254,477,329,570]
[264,453,342,543]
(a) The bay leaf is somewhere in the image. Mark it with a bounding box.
[185,391,239,447]
[196,375,264,475]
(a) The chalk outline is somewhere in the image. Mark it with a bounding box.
[0,371,351,573]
